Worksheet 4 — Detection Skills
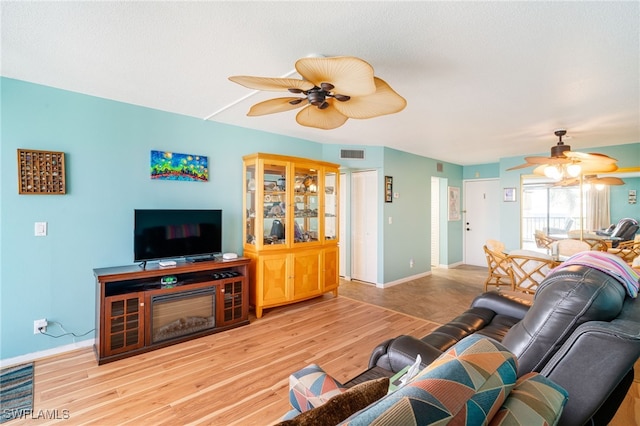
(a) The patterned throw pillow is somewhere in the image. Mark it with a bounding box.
[288,364,346,413]
[489,372,568,425]
[342,335,518,425]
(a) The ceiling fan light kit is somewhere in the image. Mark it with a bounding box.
[228,56,407,130]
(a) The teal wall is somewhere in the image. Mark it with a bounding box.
[1,78,465,360]
[610,176,640,223]
[463,163,500,180]
[0,78,327,360]
[2,77,636,360]
[381,148,463,282]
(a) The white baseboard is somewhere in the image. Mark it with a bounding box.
[438,261,463,269]
[378,271,432,288]
[0,339,94,368]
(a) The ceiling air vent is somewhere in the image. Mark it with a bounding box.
[340,149,365,160]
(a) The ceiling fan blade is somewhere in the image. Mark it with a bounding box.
[564,151,617,164]
[591,176,625,185]
[295,56,376,97]
[296,99,348,130]
[229,76,314,92]
[332,77,406,119]
[523,156,571,165]
[507,156,569,171]
[579,162,618,174]
[553,178,580,187]
[246,97,306,116]
[556,175,625,187]
[507,162,537,171]
[532,161,619,176]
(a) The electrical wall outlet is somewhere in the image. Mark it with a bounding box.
[409,258,414,268]
[34,318,48,334]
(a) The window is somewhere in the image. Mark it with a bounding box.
[521,178,610,249]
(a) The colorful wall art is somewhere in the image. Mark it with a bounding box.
[150,150,209,182]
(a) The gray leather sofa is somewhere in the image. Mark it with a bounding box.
[369,264,640,426]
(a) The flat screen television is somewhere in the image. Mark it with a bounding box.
[134,209,222,263]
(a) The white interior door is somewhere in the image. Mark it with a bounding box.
[430,177,440,266]
[351,170,378,284]
[339,172,346,277]
[463,179,501,266]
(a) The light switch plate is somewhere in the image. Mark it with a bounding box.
[35,222,47,236]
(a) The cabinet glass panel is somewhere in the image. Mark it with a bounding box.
[325,171,337,241]
[294,165,319,244]
[263,162,287,245]
[245,162,257,245]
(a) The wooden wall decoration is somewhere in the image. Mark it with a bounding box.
[17,149,66,194]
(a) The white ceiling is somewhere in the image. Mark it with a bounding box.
[2,1,639,165]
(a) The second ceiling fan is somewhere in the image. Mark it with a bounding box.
[508,129,618,178]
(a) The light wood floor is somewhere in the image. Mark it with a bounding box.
[16,296,439,425]
[13,265,639,425]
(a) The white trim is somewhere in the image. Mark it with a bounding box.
[438,261,463,269]
[0,339,94,368]
[377,271,432,288]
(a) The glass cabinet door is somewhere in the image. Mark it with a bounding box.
[262,160,288,247]
[324,171,338,241]
[293,165,319,244]
[245,161,257,246]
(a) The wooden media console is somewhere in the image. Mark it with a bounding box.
[94,258,250,364]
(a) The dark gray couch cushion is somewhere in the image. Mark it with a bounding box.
[501,265,626,375]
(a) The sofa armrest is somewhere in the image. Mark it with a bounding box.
[540,320,640,426]
[367,338,393,369]
[471,291,531,320]
[369,335,444,372]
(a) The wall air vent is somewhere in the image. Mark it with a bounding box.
[340,149,365,160]
[437,162,443,172]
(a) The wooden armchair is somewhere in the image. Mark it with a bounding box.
[507,250,559,294]
[608,240,640,264]
[483,245,511,291]
[534,230,554,249]
[553,239,591,257]
[486,239,505,253]
[582,238,609,251]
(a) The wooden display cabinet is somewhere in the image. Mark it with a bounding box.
[94,258,250,364]
[243,153,340,318]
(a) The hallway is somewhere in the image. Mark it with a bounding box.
[338,265,487,324]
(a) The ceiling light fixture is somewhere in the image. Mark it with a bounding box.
[566,163,582,177]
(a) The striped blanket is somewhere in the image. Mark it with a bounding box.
[553,251,639,298]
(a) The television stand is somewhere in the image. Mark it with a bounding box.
[94,258,250,364]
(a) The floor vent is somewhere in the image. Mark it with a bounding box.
[340,149,365,160]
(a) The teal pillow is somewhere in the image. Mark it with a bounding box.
[489,372,568,425]
[288,364,346,412]
[342,335,518,425]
